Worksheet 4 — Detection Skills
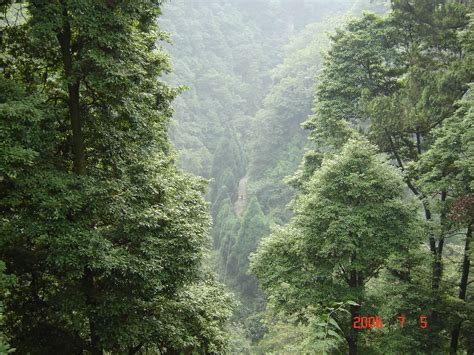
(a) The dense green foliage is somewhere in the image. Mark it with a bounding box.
[248,19,333,223]
[1,0,472,353]
[252,139,424,353]
[0,1,232,353]
[252,0,474,353]
[0,261,13,354]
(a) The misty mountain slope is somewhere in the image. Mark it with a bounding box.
[161,0,391,351]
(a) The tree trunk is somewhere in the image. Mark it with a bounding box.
[58,2,98,353]
[128,342,144,355]
[450,222,472,354]
[68,81,85,175]
[432,191,447,290]
[57,1,85,176]
[415,132,422,155]
[347,336,358,355]
[430,191,447,331]
[346,262,361,355]
[83,268,101,355]
[347,303,359,355]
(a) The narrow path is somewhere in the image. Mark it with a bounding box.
[234,176,248,217]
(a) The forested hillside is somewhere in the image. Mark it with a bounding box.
[1,0,473,354]
[160,2,360,349]
[161,0,391,351]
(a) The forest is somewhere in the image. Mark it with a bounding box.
[0,0,473,354]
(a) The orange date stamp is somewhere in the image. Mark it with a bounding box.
[353,315,428,329]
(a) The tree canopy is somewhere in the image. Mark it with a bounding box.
[0,1,232,353]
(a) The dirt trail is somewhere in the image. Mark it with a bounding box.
[234,176,248,217]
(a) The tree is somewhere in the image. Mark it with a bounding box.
[156,272,235,354]
[300,4,472,346]
[414,85,474,353]
[252,139,422,354]
[0,1,231,353]
[303,13,403,150]
[228,197,269,303]
[372,0,471,291]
